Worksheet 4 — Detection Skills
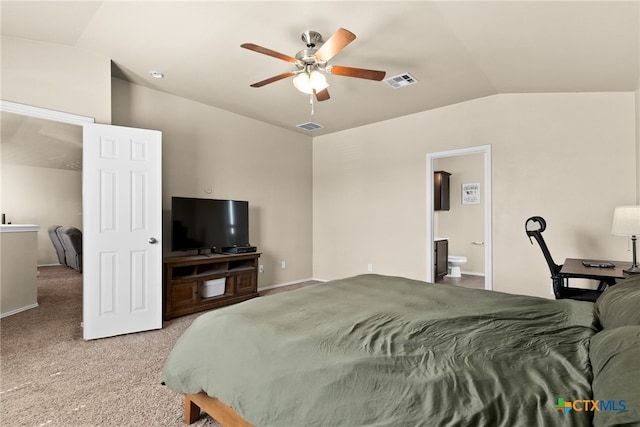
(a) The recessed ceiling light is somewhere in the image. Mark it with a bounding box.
[149,70,164,79]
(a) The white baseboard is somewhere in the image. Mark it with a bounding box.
[1,303,39,318]
[259,277,327,291]
[461,271,485,277]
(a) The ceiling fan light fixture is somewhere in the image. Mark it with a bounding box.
[310,71,329,91]
[293,70,328,95]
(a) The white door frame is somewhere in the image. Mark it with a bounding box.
[426,145,492,290]
[0,100,95,126]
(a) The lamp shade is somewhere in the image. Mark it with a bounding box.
[611,205,640,236]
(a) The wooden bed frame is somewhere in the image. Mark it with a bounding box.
[184,393,253,426]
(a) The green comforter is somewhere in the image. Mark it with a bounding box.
[162,274,597,426]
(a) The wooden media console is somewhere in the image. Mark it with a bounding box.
[163,252,260,320]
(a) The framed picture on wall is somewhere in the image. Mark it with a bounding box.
[462,183,480,205]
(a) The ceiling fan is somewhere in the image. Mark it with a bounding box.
[241,28,386,102]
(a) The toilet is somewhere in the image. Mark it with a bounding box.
[447,255,468,278]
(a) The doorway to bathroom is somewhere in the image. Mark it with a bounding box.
[426,145,492,290]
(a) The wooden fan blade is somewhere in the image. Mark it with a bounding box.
[250,72,295,88]
[314,88,330,102]
[330,65,386,81]
[314,28,356,62]
[241,43,298,64]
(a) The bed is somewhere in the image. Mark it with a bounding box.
[162,274,640,426]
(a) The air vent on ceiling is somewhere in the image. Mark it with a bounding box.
[384,72,418,89]
[297,122,324,132]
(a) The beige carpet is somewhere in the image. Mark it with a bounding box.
[0,266,318,427]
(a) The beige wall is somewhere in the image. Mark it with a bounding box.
[434,154,485,274]
[313,92,636,298]
[0,36,111,124]
[2,35,638,297]
[636,75,640,202]
[1,164,82,265]
[111,78,313,288]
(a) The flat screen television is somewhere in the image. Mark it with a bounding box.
[171,197,250,252]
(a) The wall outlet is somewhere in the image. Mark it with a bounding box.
[281,261,286,269]
[259,265,264,273]
[367,263,373,272]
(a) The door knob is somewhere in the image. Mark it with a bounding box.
[148,237,158,244]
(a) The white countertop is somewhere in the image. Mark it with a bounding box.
[0,224,40,233]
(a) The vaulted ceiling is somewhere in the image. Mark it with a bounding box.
[1,1,639,137]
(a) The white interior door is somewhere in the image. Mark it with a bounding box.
[82,123,162,340]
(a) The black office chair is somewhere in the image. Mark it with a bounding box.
[525,216,605,302]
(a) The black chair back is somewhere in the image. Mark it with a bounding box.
[525,216,562,277]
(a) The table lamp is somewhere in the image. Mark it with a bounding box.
[611,205,640,274]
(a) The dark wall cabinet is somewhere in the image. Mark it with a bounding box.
[434,239,449,282]
[434,171,451,211]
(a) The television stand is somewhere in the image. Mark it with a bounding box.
[163,252,261,320]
